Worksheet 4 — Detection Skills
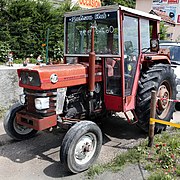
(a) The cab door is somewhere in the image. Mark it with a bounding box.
[123,15,139,111]
[123,15,139,97]
[104,15,140,112]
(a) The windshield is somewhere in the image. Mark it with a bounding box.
[65,11,119,55]
[160,45,180,62]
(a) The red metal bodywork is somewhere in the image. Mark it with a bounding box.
[17,63,102,90]
[103,54,170,112]
[16,111,57,131]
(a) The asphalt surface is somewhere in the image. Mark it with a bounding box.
[0,112,150,180]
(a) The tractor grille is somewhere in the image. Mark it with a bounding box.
[24,89,57,117]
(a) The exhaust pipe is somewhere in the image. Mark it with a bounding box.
[88,26,96,96]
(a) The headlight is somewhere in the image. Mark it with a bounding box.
[19,94,26,105]
[35,97,49,110]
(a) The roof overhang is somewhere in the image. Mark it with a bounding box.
[64,5,161,21]
[150,9,175,26]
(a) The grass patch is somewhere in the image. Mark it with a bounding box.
[148,171,174,180]
[0,106,7,119]
[0,61,5,65]
[87,146,141,178]
[87,129,180,179]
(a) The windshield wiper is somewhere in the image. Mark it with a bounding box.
[142,47,150,53]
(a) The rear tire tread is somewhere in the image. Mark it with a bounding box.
[135,63,176,133]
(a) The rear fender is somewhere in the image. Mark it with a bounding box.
[143,54,171,64]
[141,54,170,69]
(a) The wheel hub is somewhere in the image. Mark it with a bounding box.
[157,85,169,110]
[13,118,33,135]
[74,133,97,165]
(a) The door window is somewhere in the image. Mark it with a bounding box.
[141,19,150,51]
[123,16,139,95]
[105,58,121,95]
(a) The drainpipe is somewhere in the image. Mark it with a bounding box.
[88,26,96,97]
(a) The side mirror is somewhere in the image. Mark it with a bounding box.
[150,39,159,52]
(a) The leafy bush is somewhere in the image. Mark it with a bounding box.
[0,41,11,62]
[0,0,79,62]
[13,59,23,64]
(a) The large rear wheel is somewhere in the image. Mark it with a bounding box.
[60,121,102,173]
[135,64,176,133]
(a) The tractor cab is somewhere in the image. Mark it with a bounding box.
[64,5,161,112]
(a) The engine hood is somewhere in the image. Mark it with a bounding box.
[17,63,102,90]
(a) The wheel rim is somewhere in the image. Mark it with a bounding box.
[157,81,172,119]
[13,117,33,135]
[74,133,97,165]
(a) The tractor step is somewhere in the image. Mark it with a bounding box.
[124,110,138,125]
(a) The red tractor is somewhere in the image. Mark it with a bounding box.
[4,5,176,173]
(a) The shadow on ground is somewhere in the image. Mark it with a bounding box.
[0,115,147,178]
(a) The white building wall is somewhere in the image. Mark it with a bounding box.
[136,0,180,41]
[136,0,153,12]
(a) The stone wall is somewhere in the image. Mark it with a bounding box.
[0,69,23,108]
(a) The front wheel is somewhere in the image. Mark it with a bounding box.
[3,102,37,140]
[60,121,102,173]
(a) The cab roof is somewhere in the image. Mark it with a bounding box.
[64,5,161,21]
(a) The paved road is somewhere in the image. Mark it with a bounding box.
[0,112,179,180]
